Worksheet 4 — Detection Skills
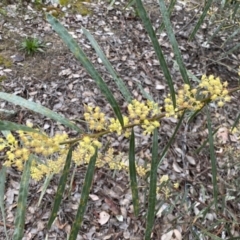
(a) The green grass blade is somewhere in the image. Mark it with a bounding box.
[194,128,218,154]
[0,120,39,133]
[158,0,190,85]
[222,28,240,48]
[157,112,185,166]
[69,148,98,240]
[189,0,213,41]
[13,155,33,240]
[145,128,158,240]
[38,174,53,207]
[200,229,225,240]
[206,107,218,210]
[82,27,132,103]
[135,0,176,106]
[232,3,240,19]
[0,92,81,132]
[129,129,139,217]
[219,42,240,59]
[0,165,9,240]
[46,14,124,127]
[172,60,200,83]
[207,21,225,44]
[124,0,136,10]
[137,83,154,101]
[231,113,240,131]
[158,0,176,33]
[47,146,73,229]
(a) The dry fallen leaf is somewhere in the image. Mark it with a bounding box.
[89,194,99,201]
[173,161,183,173]
[186,155,196,165]
[161,229,182,240]
[104,197,120,215]
[217,127,229,143]
[98,211,110,225]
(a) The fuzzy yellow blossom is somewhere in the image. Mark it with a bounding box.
[1,134,30,171]
[30,155,68,181]
[200,75,231,107]
[72,136,101,165]
[161,187,171,199]
[173,182,179,189]
[147,100,161,116]
[160,175,169,184]
[128,99,161,122]
[109,118,123,135]
[0,130,69,177]
[84,105,107,131]
[136,165,149,177]
[164,75,230,118]
[164,96,176,117]
[176,84,203,111]
[128,99,150,120]
[142,119,160,135]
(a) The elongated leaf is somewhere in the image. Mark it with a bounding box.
[157,112,185,166]
[69,148,98,240]
[219,42,240,59]
[13,155,33,240]
[82,27,132,103]
[124,0,136,10]
[200,228,226,240]
[207,21,225,44]
[158,0,190,85]
[47,146,73,229]
[137,83,154,101]
[194,128,218,154]
[206,107,218,210]
[232,3,240,19]
[0,166,8,240]
[231,113,240,131]
[145,128,158,240]
[222,28,240,49]
[158,0,176,33]
[172,60,200,83]
[135,0,176,106]
[0,92,81,132]
[46,14,124,127]
[129,129,139,217]
[0,120,39,133]
[189,0,213,41]
[38,174,53,207]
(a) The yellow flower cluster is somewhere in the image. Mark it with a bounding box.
[157,174,179,199]
[164,84,202,118]
[97,148,150,177]
[109,116,131,137]
[128,99,160,123]
[0,130,69,178]
[84,100,161,136]
[31,135,102,181]
[19,130,68,156]
[84,105,107,131]
[72,136,102,165]
[142,119,160,135]
[31,155,67,181]
[164,75,231,117]
[0,133,30,171]
[0,75,232,181]
[199,75,230,107]
[127,100,161,135]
